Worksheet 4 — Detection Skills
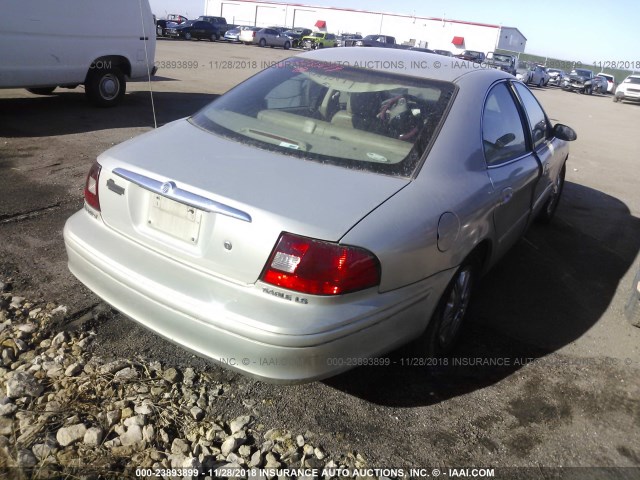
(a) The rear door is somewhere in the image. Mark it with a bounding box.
[482,81,540,255]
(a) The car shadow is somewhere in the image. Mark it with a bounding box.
[0,90,218,137]
[324,181,640,406]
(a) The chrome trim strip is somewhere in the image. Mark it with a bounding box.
[113,168,252,223]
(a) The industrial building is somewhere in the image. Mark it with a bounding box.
[204,0,527,54]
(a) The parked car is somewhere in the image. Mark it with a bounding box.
[196,16,233,40]
[223,26,253,42]
[238,27,262,45]
[249,28,294,49]
[592,75,609,95]
[613,74,640,103]
[596,73,616,93]
[349,34,405,49]
[301,32,337,49]
[156,14,188,37]
[455,50,486,63]
[485,52,517,76]
[1,0,156,107]
[167,21,219,42]
[562,68,595,94]
[523,65,550,87]
[283,28,313,48]
[63,49,576,382]
[433,49,453,57]
[546,68,566,87]
[515,65,532,84]
[408,47,435,54]
[336,34,362,47]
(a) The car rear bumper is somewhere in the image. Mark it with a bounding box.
[64,209,449,383]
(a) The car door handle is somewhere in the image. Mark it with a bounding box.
[499,187,514,206]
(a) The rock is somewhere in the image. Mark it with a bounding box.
[221,436,242,456]
[171,438,191,455]
[6,371,43,398]
[183,367,197,385]
[106,409,121,428]
[163,368,182,384]
[0,417,13,436]
[124,415,145,427]
[143,424,155,443]
[114,367,138,381]
[99,360,130,375]
[65,363,84,377]
[230,415,251,434]
[120,425,144,446]
[238,445,251,458]
[84,427,103,446]
[32,442,56,461]
[296,434,305,448]
[17,448,38,468]
[190,406,205,421]
[0,399,17,416]
[135,401,154,415]
[57,424,87,447]
[265,452,281,469]
[303,444,314,456]
[51,331,70,348]
[314,447,326,460]
[250,450,263,467]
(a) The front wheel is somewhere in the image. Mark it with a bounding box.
[538,78,544,87]
[537,164,565,224]
[184,32,192,40]
[210,34,216,42]
[283,41,290,50]
[85,67,125,107]
[418,259,478,357]
[27,87,56,95]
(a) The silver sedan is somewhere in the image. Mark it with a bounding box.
[64,49,576,382]
[252,27,292,49]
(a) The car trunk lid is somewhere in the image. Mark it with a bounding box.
[95,119,408,285]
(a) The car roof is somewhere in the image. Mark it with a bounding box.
[297,48,511,83]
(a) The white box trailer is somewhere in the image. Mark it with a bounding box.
[0,0,156,106]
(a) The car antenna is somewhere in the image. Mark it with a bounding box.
[139,0,158,129]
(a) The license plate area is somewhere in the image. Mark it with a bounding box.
[148,194,203,244]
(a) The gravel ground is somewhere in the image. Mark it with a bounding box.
[1,41,640,479]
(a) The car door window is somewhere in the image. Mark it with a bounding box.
[482,82,528,166]
[513,82,549,149]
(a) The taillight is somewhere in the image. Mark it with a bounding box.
[260,233,381,295]
[252,31,256,38]
[84,162,102,211]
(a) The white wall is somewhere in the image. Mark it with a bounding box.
[205,0,526,53]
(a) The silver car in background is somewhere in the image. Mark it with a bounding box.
[251,27,293,49]
[64,49,576,382]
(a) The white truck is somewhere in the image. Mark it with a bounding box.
[0,0,156,107]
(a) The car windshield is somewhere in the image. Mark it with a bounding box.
[625,76,640,84]
[310,33,324,38]
[190,58,455,177]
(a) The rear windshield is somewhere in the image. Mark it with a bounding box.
[190,58,455,177]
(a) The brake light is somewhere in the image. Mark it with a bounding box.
[252,31,256,38]
[84,162,102,211]
[261,233,380,295]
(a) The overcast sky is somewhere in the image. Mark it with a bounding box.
[149,0,639,64]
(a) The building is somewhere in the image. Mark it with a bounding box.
[204,0,526,54]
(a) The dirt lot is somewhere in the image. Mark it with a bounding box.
[1,40,640,477]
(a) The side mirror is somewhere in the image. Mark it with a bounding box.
[553,124,577,141]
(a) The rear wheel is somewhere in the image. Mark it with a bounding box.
[210,34,216,42]
[284,41,291,50]
[416,257,479,358]
[27,87,56,95]
[85,67,126,107]
[259,38,266,47]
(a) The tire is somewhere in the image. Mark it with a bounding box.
[156,25,163,37]
[215,33,221,40]
[259,38,266,47]
[418,258,479,357]
[26,87,56,95]
[210,34,216,42]
[613,95,619,102]
[284,41,291,50]
[85,67,126,107]
[538,78,544,87]
[184,32,192,40]
[537,164,565,224]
